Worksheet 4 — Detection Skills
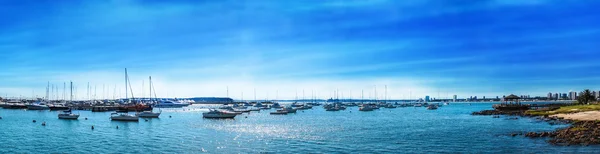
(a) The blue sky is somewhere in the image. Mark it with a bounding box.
[1,0,600,100]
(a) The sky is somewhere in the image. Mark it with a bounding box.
[1,0,600,100]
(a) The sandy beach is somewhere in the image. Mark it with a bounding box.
[553,111,600,121]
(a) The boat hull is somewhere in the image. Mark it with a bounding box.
[50,107,70,110]
[58,114,80,119]
[111,116,139,121]
[202,113,236,118]
[27,105,49,110]
[138,112,161,118]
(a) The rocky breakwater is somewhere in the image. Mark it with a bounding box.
[525,121,600,146]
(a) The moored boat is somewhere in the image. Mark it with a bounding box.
[111,111,139,121]
[203,109,237,118]
[270,110,288,115]
[49,104,70,110]
[27,102,50,110]
[58,109,80,119]
[359,105,374,111]
[137,111,161,118]
[427,105,438,110]
[278,106,297,113]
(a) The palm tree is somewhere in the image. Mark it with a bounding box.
[577,89,596,104]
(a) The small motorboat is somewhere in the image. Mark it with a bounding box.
[203,109,237,118]
[58,109,80,119]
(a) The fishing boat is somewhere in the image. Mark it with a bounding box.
[203,109,237,118]
[27,101,50,110]
[111,110,139,121]
[58,109,79,119]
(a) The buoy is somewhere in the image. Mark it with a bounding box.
[85,118,88,120]
[33,120,36,123]
[0,116,3,119]
[169,116,172,118]
[91,126,94,130]
[116,126,119,129]
[245,116,248,118]
[145,119,148,122]
[42,122,46,126]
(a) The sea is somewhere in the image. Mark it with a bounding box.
[1,102,599,153]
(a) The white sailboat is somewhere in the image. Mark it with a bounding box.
[58,109,80,119]
[58,82,79,119]
[111,68,139,122]
[138,76,160,118]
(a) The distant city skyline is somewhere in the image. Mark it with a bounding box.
[1,1,600,99]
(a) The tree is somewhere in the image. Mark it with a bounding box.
[577,89,596,104]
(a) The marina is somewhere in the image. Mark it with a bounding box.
[1,102,598,153]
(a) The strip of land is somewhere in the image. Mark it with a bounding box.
[552,111,600,121]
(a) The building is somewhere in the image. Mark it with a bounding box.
[561,93,567,99]
[425,96,430,102]
[453,95,457,102]
[547,92,553,100]
[569,92,577,100]
[594,91,599,99]
[553,93,559,100]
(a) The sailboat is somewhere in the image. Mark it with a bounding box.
[58,82,79,119]
[111,68,139,122]
[58,109,80,119]
[137,76,161,118]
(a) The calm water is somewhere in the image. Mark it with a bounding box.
[0,103,598,153]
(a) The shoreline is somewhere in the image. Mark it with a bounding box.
[473,106,600,146]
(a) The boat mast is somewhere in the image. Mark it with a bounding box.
[125,68,128,100]
[63,82,66,101]
[149,76,152,103]
[385,85,387,103]
[46,81,49,101]
[70,81,73,102]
